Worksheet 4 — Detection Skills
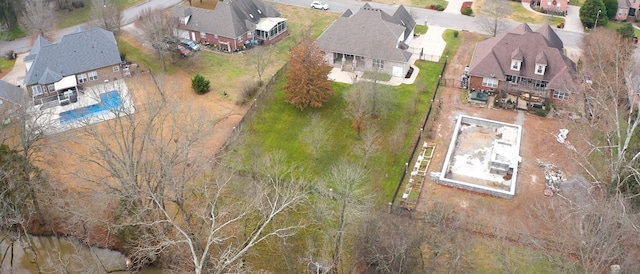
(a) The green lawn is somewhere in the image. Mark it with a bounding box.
[57,0,144,29]
[471,237,564,273]
[411,0,448,9]
[442,29,462,62]
[0,23,27,41]
[415,24,428,34]
[604,21,640,38]
[117,38,165,73]
[0,58,16,73]
[235,62,441,202]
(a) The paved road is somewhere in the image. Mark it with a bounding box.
[0,0,183,54]
[1,0,584,55]
[278,0,583,50]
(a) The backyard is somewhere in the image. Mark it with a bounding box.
[3,1,593,271]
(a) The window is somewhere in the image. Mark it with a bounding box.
[77,73,88,83]
[238,36,243,42]
[113,66,119,72]
[200,32,206,39]
[47,84,55,92]
[373,59,384,69]
[511,60,521,71]
[553,90,569,100]
[535,64,546,75]
[88,71,98,81]
[31,85,43,96]
[482,77,499,88]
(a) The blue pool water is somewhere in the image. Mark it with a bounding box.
[60,91,123,124]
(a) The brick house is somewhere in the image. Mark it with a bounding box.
[172,0,288,52]
[24,28,123,107]
[468,23,576,104]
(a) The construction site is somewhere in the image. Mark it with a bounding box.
[438,115,522,198]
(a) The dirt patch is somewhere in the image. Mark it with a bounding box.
[416,31,584,236]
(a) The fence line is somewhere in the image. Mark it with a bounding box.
[217,62,289,153]
[390,58,448,207]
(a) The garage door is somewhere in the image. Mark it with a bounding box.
[392,66,403,77]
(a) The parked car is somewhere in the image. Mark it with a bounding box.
[178,44,192,57]
[310,1,329,10]
[181,39,200,51]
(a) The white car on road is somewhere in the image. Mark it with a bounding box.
[310,1,329,10]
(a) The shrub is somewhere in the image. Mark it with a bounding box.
[5,50,16,60]
[453,30,459,38]
[191,74,211,95]
[242,80,260,98]
[436,4,445,11]
[462,7,473,16]
[534,107,550,117]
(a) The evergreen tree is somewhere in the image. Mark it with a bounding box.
[580,0,607,29]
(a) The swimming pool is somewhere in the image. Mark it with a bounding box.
[59,91,123,124]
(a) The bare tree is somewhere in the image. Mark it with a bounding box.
[476,0,512,37]
[316,160,372,273]
[68,81,306,273]
[344,83,372,138]
[91,0,122,32]
[422,202,475,272]
[247,45,274,84]
[19,0,55,39]
[389,123,407,163]
[138,7,180,72]
[354,213,425,273]
[301,113,330,160]
[567,29,640,204]
[526,195,640,273]
[354,125,380,166]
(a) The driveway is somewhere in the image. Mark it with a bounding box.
[1,53,26,86]
[443,0,465,14]
[564,5,584,33]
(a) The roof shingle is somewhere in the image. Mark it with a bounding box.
[24,28,121,86]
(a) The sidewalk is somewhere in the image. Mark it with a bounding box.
[328,25,447,86]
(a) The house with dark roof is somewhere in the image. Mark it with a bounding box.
[0,79,26,112]
[24,28,123,107]
[468,23,576,104]
[315,4,416,77]
[172,0,288,53]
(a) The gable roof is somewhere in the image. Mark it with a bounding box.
[172,0,281,38]
[469,23,575,90]
[24,28,121,86]
[315,5,414,63]
[535,24,564,49]
[24,35,52,62]
[0,80,26,107]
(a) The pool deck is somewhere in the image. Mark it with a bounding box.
[38,79,136,134]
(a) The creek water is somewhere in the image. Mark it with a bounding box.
[0,232,164,273]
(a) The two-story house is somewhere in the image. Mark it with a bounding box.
[468,23,576,104]
[24,28,123,107]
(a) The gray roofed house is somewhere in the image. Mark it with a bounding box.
[24,28,123,107]
[615,0,640,20]
[0,79,26,107]
[172,0,288,53]
[315,4,416,78]
[468,23,576,105]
